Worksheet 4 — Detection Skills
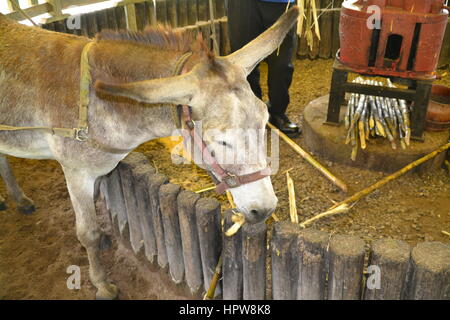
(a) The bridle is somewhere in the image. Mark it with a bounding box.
[173,52,271,194]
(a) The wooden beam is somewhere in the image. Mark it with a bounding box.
[45,0,70,23]
[124,3,137,31]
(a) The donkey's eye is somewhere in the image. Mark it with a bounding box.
[218,141,232,148]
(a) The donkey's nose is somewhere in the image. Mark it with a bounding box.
[247,207,274,224]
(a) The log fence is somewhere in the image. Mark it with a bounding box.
[97,152,450,300]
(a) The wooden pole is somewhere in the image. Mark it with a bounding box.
[271,222,300,300]
[147,173,169,269]
[242,222,267,300]
[196,198,222,296]
[177,190,203,294]
[159,183,184,284]
[105,168,129,242]
[222,210,243,300]
[118,153,151,254]
[134,2,148,31]
[297,228,329,300]
[327,234,366,300]
[187,0,198,25]
[178,0,189,27]
[95,9,108,32]
[118,161,144,255]
[268,122,348,193]
[364,239,410,300]
[198,0,208,21]
[106,7,118,31]
[133,165,158,264]
[115,5,127,30]
[408,242,450,300]
[166,0,178,28]
[219,17,230,55]
[124,3,138,31]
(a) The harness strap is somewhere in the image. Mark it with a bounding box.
[78,41,95,131]
[171,51,193,128]
[0,41,132,155]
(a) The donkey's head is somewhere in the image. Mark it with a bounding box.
[96,7,299,223]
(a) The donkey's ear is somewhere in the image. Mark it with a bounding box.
[95,73,198,106]
[223,6,299,75]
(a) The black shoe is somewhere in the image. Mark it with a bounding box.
[269,113,301,138]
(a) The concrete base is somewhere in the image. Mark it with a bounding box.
[303,95,449,173]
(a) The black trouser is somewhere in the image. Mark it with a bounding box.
[227,0,296,116]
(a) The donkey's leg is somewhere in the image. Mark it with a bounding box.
[0,155,35,214]
[63,168,118,300]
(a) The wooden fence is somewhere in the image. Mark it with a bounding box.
[4,0,450,64]
[97,152,450,300]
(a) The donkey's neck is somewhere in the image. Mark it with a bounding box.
[90,40,203,148]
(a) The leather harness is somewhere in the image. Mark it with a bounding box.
[0,42,270,194]
[173,52,271,194]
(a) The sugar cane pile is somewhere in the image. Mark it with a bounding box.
[345,77,411,161]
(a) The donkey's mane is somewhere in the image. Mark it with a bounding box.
[96,26,210,54]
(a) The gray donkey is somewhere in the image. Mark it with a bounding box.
[0,7,299,299]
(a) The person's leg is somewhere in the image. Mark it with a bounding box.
[258,1,300,137]
[227,0,264,99]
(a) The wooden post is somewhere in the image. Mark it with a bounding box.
[105,168,129,244]
[198,0,208,21]
[364,239,410,300]
[187,0,198,25]
[86,12,98,38]
[124,3,138,31]
[95,10,108,32]
[147,173,169,269]
[118,162,144,255]
[196,198,222,296]
[297,228,329,300]
[79,14,88,37]
[319,0,333,59]
[242,222,267,300]
[46,0,69,23]
[156,0,167,25]
[166,0,178,28]
[327,234,366,300]
[215,0,225,18]
[178,0,189,27]
[147,0,157,27]
[408,242,450,300]
[106,7,118,31]
[177,190,203,294]
[331,0,343,58]
[133,165,158,264]
[115,6,127,30]
[159,183,184,284]
[222,210,243,300]
[271,222,301,300]
[135,2,148,31]
[219,17,230,55]
[117,153,150,255]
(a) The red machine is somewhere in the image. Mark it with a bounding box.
[339,0,448,80]
[326,0,449,140]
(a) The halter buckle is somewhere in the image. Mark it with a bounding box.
[185,120,195,130]
[223,172,239,188]
[75,128,88,142]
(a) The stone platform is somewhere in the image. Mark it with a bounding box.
[303,95,449,173]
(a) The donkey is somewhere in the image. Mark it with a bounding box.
[0,7,299,299]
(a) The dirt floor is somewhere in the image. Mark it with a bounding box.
[0,59,449,300]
